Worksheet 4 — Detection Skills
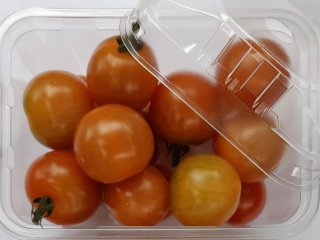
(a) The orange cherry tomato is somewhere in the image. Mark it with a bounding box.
[170,154,241,226]
[154,163,172,181]
[149,72,216,145]
[228,181,266,225]
[104,165,169,226]
[74,104,154,183]
[216,38,290,110]
[87,36,158,110]
[25,151,102,225]
[23,71,94,150]
[212,117,284,183]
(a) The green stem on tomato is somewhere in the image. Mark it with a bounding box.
[31,195,55,228]
[117,22,144,53]
[166,143,190,167]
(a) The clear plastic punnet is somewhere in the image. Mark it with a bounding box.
[120,0,320,191]
[0,0,320,239]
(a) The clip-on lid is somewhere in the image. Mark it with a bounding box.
[120,0,320,191]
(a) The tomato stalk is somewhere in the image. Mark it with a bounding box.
[166,143,190,167]
[117,22,144,53]
[31,195,55,227]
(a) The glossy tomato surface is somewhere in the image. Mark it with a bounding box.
[74,104,154,183]
[149,72,216,145]
[23,71,94,150]
[216,38,290,110]
[170,154,241,226]
[212,117,285,183]
[104,165,169,226]
[87,36,158,110]
[228,181,266,225]
[25,151,102,225]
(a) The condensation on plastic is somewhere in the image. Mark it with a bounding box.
[120,0,320,191]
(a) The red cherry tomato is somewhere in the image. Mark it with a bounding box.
[25,151,102,225]
[228,181,266,225]
[87,36,158,110]
[104,165,169,226]
[23,71,94,150]
[74,104,154,183]
[149,72,216,145]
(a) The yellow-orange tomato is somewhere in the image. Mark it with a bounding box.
[74,104,154,183]
[104,165,169,226]
[170,154,241,226]
[23,71,94,150]
[212,117,285,183]
[87,36,158,110]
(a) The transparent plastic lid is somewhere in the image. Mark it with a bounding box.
[120,0,320,191]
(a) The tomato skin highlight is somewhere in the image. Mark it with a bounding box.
[74,104,154,184]
[25,151,102,225]
[170,154,241,226]
[228,181,266,225]
[149,72,216,145]
[104,165,169,226]
[212,117,284,183]
[87,36,158,110]
[23,70,95,150]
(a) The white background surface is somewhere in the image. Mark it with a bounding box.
[0,0,319,239]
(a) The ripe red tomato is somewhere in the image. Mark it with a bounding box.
[228,181,266,225]
[25,151,102,225]
[104,165,169,226]
[170,154,241,226]
[212,117,284,183]
[74,104,154,183]
[23,71,94,150]
[149,72,216,145]
[216,38,290,110]
[87,36,158,110]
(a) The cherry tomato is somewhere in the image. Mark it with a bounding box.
[79,75,87,83]
[154,164,172,181]
[25,151,102,225]
[154,164,172,220]
[228,181,266,225]
[250,38,289,73]
[104,165,169,226]
[149,72,216,145]
[216,38,290,110]
[170,154,241,226]
[212,117,284,183]
[139,105,163,164]
[74,104,154,183]
[87,36,158,110]
[23,71,94,150]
